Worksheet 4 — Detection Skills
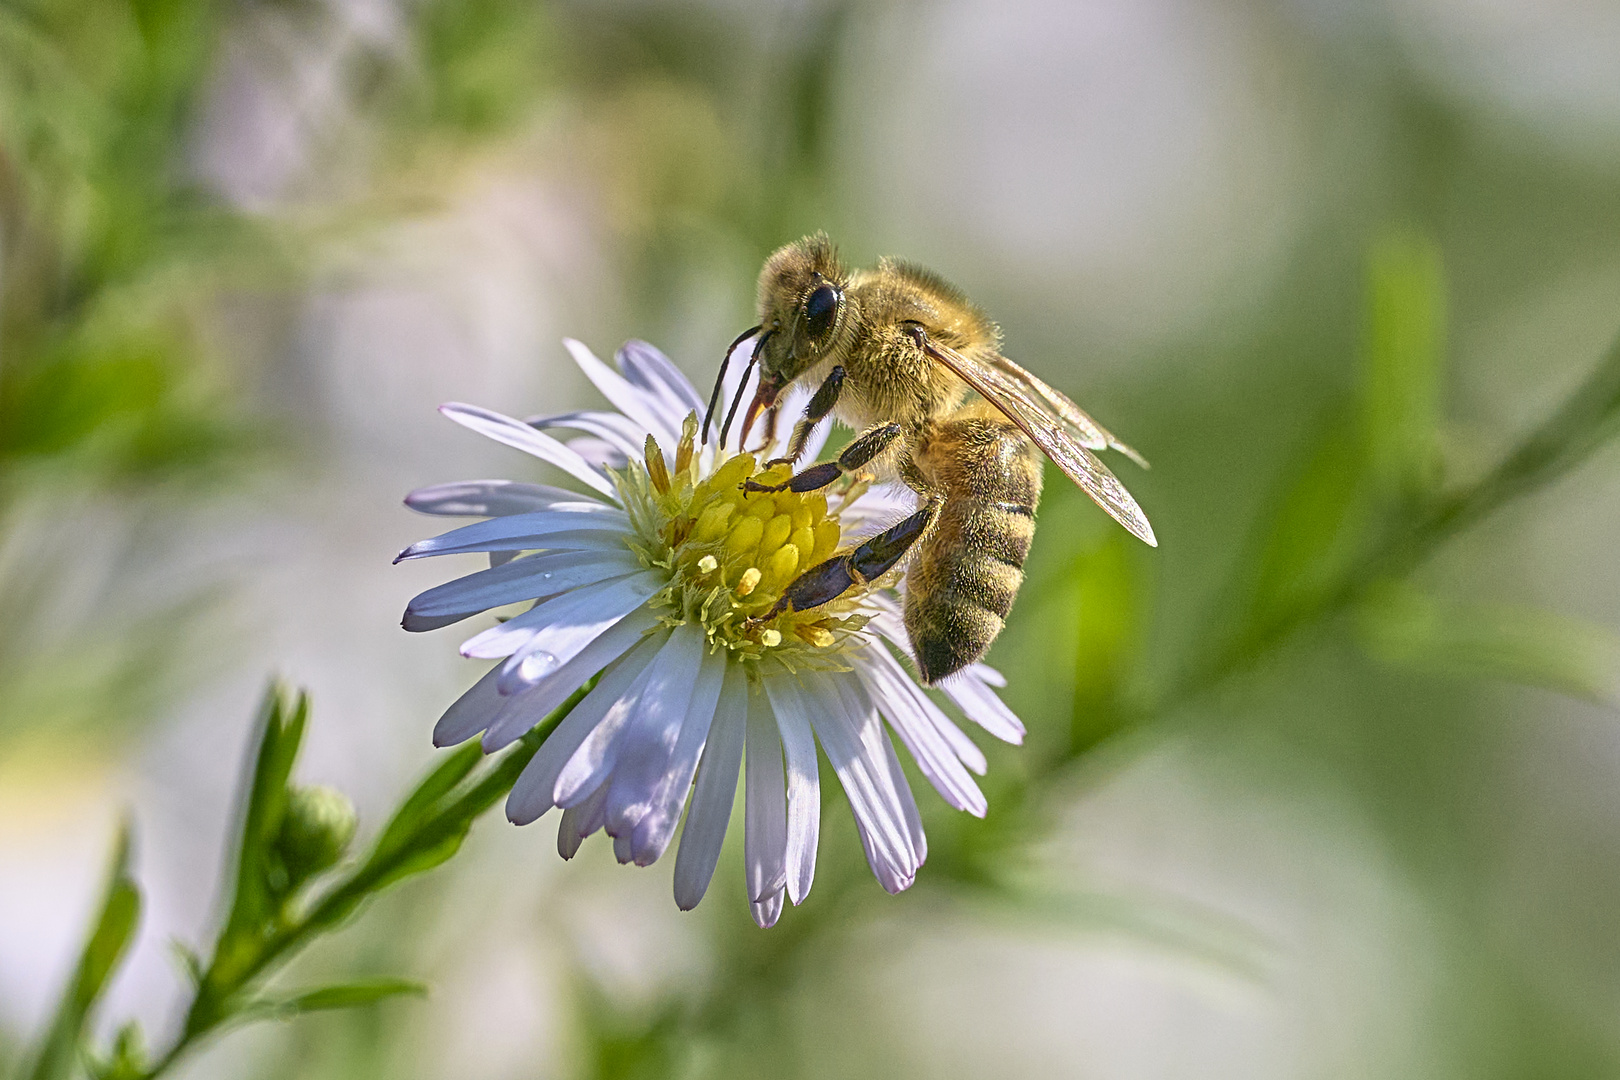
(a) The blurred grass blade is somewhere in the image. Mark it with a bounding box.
[1070,531,1146,754]
[1363,231,1446,501]
[24,821,142,1080]
[253,978,427,1017]
[207,684,308,991]
[1359,582,1620,705]
[1245,413,1368,633]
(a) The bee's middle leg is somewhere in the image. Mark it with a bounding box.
[759,500,936,620]
[744,420,901,494]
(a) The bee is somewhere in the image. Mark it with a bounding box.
[704,233,1155,684]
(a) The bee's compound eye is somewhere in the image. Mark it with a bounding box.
[804,285,839,340]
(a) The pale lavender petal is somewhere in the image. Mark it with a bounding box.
[673,665,747,910]
[439,402,615,496]
[852,643,987,814]
[936,669,1026,745]
[750,886,785,929]
[743,681,787,904]
[613,830,635,864]
[598,624,711,846]
[506,631,668,825]
[558,782,609,859]
[525,410,646,460]
[406,480,604,517]
[564,436,627,469]
[403,549,643,632]
[882,725,927,870]
[562,339,677,446]
[431,663,504,747]
[455,569,658,662]
[762,676,821,905]
[627,642,728,866]
[394,508,627,563]
[481,607,660,752]
[967,662,1007,688]
[860,638,987,774]
[809,674,917,886]
[617,340,706,418]
[554,626,704,808]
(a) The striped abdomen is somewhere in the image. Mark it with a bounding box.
[903,417,1043,684]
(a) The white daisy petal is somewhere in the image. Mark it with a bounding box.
[454,569,658,663]
[525,410,647,461]
[882,724,928,869]
[480,606,659,752]
[613,830,635,864]
[405,480,603,517]
[394,508,628,562]
[673,664,747,910]
[558,782,609,859]
[854,643,987,814]
[751,886,785,930]
[763,676,821,905]
[967,661,1007,688]
[599,624,713,847]
[506,632,668,825]
[628,643,728,866]
[404,549,643,632]
[554,625,704,808]
[743,681,788,904]
[563,339,677,446]
[617,340,707,419]
[936,669,1026,745]
[439,402,616,496]
[431,663,505,747]
[809,674,917,886]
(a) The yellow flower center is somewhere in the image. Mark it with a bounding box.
[613,414,872,668]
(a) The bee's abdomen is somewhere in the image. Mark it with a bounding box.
[903,418,1043,684]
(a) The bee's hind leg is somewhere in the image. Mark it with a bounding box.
[745,421,902,494]
[759,501,936,620]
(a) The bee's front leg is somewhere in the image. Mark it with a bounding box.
[766,365,845,467]
[743,421,901,494]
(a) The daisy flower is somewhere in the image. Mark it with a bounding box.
[398,338,1025,927]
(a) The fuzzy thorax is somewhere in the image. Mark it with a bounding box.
[613,416,872,670]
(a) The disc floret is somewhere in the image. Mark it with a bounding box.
[614,414,870,669]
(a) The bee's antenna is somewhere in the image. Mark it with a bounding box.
[704,325,761,444]
[720,329,772,449]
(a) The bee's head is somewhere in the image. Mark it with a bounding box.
[732,234,847,435]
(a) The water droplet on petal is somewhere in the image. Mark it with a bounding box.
[520,651,560,681]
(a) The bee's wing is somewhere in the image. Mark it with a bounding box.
[982,351,1150,469]
[919,338,1157,547]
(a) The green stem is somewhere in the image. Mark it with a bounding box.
[138,693,579,1080]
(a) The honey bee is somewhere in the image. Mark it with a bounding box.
[704,233,1155,684]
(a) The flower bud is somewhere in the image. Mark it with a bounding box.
[274,785,357,885]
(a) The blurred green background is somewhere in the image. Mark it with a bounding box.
[7,0,1620,1076]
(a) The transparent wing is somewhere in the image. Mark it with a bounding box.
[916,334,1157,547]
[983,351,1149,469]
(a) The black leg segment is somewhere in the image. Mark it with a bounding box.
[770,365,845,465]
[745,421,903,495]
[760,502,936,620]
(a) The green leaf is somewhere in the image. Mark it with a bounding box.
[1358,582,1620,705]
[203,684,308,995]
[370,740,483,861]
[24,821,142,1080]
[1363,230,1446,501]
[254,978,427,1017]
